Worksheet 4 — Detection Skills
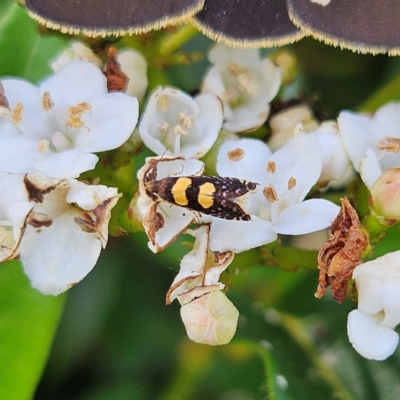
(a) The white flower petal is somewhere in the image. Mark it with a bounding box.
[272,199,340,235]
[347,309,399,360]
[152,156,205,179]
[312,121,351,182]
[223,102,270,133]
[0,124,48,174]
[188,93,223,159]
[20,212,102,295]
[355,273,385,316]
[268,134,322,204]
[353,250,400,280]
[73,92,138,152]
[40,60,107,109]
[204,251,234,286]
[66,180,119,210]
[209,216,276,253]
[216,138,272,183]
[338,110,378,171]
[51,42,102,72]
[382,278,400,328]
[167,225,210,303]
[34,149,98,179]
[1,79,52,140]
[359,148,382,189]
[373,102,400,138]
[152,203,194,251]
[0,173,28,215]
[256,59,282,104]
[117,49,148,102]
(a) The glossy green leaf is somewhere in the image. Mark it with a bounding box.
[0,261,65,400]
[0,0,67,82]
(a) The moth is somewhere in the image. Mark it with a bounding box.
[145,175,257,221]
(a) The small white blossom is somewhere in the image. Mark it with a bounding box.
[51,42,102,72]
[338,102,400,188]
[202,43,281,133]
[117,49,148,102]
[18,173,121,295]
[0,60,139,178]
[212,135,340,252]
[347,250,400,360]
[139,87,223,159]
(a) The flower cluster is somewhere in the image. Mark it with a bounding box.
[134,44,348,345]
[3,39,400,359]
[0,55,139,295]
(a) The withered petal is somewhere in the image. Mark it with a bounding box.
[316,198,368,303]
[25,0,204,37]
[192,0,304,48]
[287,0,400,55]
[105,47,128,93]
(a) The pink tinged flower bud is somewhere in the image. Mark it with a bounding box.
[370,167,400,220]
[180,291,239,346]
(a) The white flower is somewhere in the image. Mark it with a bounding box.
[338,102,400,189]
[347,250,400,360]
[202,43,281,133]
[212,134,340,252]
[117,49,148,102]
[51,42,102,72]
[16,173,121,295]
[139,87,223,159]
[0,60,139,178]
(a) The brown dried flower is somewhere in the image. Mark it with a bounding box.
[315,197,368,303]
[105,47,128,93]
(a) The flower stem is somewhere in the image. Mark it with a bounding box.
[261,242,319,271]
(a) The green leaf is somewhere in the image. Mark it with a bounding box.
[0,0,67,82]
[0,260,65,400]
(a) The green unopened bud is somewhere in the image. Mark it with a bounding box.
[370,168,400,221]
[180,291,239,346]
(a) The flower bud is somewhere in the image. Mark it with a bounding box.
[370,168,400,220]
[51,42,102,72]
[268,105,318,151]
[117,49,148,102]
[180,291,239,346]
